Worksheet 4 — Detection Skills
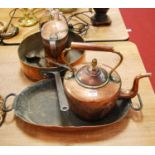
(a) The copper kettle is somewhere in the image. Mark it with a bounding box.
[63,42,151,121]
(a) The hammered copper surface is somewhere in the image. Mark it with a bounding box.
[64,64,121,121]
[64,42,151,121]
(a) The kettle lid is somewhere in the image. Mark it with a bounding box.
[75,58,109,88]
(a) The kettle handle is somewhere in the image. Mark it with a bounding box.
[70,42,123,78]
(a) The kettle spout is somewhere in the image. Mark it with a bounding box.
[119,73,152,99]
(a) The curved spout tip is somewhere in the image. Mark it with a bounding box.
[140,73,152,77]
[119,73,152,99]
[136,73,152,80]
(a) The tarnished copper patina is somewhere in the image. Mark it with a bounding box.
[18,32,84,81]
[63,42,151,121]
[2,42,151,128]
[41,9,68,60]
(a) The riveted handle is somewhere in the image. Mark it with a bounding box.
[49,38,57,58]
[71,42,123,79]
[40,69,69,112]
[3,93,16,112]
[0,96,5,126]
[130,93,143,111]
[54,71,69,111]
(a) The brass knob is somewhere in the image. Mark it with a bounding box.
[91,58,97,68]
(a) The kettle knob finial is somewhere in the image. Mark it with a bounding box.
[92,58,97,68]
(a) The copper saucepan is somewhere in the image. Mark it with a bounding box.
[18,32,84,81]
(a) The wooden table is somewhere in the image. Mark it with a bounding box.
[0,8,129,43]
[0,41,155,145]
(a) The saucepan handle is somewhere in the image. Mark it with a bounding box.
[2,93,16,112]
[40,69,69,112]
[70,42,123,78]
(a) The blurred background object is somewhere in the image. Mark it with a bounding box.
[18,8,38,27]
[91,8,111,26]
[0,9,19,42]
[58,8,77,13]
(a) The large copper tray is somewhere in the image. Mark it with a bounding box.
[3,79,131,131]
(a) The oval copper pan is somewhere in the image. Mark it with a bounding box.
[11,78,130,131]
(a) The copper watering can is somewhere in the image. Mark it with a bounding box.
[41,9,69,60]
